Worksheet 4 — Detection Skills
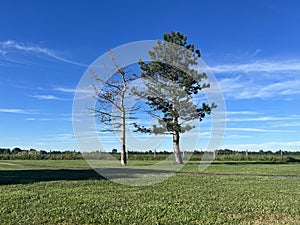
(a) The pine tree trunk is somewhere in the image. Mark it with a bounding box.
[173,131,183,164]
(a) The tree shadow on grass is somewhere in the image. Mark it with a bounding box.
[0,169,105,185]
[0,168,177,185]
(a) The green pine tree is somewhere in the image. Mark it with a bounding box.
[134,31,216,164]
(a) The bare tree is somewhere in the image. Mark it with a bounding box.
[91,50,138,166]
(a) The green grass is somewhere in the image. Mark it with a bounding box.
[0,160,299,224]
[181,161,300,176]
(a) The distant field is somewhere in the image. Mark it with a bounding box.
[0,160,299,224]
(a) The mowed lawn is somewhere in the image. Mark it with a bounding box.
[0,160,299,224]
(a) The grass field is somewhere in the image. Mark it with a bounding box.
[0,160,299,224]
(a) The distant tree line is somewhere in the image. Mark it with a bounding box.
[193,149,300,162]
[0,147,299,162]
[0,148,83,160]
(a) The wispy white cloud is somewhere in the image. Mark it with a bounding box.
[54,87,77,93]
[0,108,33,114]
[202,58,300,99]
[272,121,300,127]
[27,117,72,122]
[26,115,72,122]
[256,79,300,97]
[226,127,294,133]
[228,116,293,122]
[0,40,87,67]
[0,109,24,113]
[31,94,67,100]
[211,59,300,73]
[55,86,95,101]
[26,118,52,121]
[55,133,75,141]
[225,134,251,139]
[205,115,295,124]
[226,111,262,115]
[54,87,94,94]
[36,133,76,145]
[267,115,300,128]
[0,49,7,56]
[252,49,263,57]
[217,75,300,99]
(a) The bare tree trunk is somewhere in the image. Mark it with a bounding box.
[120,83,127,166]
[173,131,183,164]
[120,76,127,166]
[120,108,127,166]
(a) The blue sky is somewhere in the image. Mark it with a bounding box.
[0,0,300,151]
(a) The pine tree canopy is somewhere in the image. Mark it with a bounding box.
[134,31,217,135]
